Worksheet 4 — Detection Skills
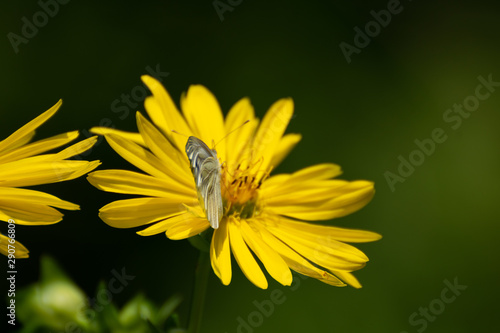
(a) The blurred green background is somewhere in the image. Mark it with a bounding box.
[1,0,499,332]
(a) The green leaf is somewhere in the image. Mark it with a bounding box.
[40,255,72,282]
[156,293,183,327]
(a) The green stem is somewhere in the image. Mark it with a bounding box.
[187,250,210,333]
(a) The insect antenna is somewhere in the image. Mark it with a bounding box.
[212,120,250,149]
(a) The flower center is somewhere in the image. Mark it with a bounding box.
[221,162,268,219]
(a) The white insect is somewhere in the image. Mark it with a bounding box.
[185,136,223,229]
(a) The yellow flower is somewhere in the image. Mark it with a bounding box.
[89,76,381,289]
[0,100,100,258]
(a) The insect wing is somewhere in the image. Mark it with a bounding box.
[199,157,222,229]
[185,136,223,229]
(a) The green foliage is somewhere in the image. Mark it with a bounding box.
[15,256,183,333]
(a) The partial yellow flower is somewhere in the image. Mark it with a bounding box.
[89,76,380,289]
[0,100,100,257]
[0,232,29,258]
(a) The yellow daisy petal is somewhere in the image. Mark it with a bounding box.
[263,215,380,243]
[332,271,363,288]
[104,134,188,184]
[99,198,188,228]
[142,75,191,150]
[90,127,145,146]
[261,215,370,262]
[224,98,259,168]
[88,170,196,198]
[251,98,293,174]
[54,160,101,183]
[0,131,79,164]
[263,179,372,205]
[1,131,35,154]
[0,233,29,258]
[270,133,302,168]
[0,212,36,225]
[181,85,226,161]
[0,187,79,211]
[0,201,64,225]
[260,219,367,272]
[137,213,189,236]
[290,163,343,181]
[240,220,292,286]
[0,158,100,187]
[0,100,61,154]
[210,220,232,285]
[257,225,346,286]
[265,181,375,221]
[262,164,342,194]
[262,179,346,205]
[228,219,268,289]
[259,174,291,190]
[166,215,210,240]
[136,112,191,179]
[50,136,98,160]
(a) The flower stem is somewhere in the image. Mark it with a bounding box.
[187,250,210,333]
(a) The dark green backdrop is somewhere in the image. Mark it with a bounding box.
[1,0,499,332]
